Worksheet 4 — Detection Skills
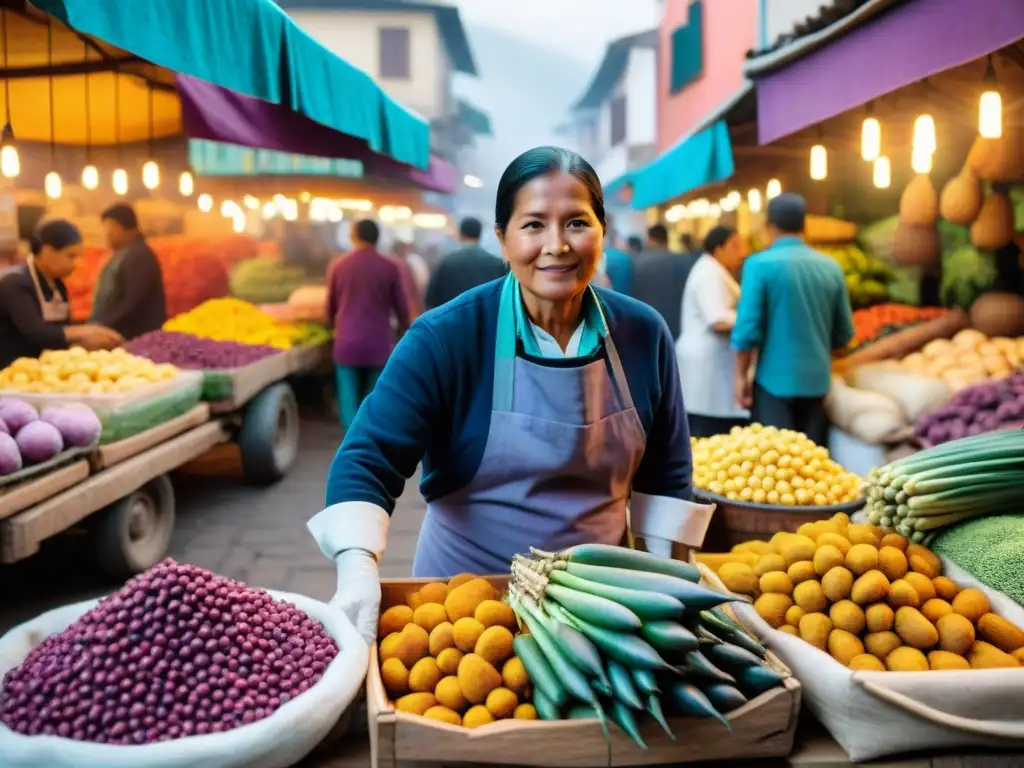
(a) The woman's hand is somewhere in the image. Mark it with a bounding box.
[330,548,381,649]
[65,324,125,350]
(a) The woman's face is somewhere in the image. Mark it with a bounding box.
[39,242,82,280]
[496,171,603,303]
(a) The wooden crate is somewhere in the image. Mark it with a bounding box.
[366,577,802,768]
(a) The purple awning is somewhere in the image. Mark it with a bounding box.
[176,74,457,194]
[753,0,1024,145]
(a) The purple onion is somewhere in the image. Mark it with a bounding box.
[124,332,279,370]
[0,559,338,743]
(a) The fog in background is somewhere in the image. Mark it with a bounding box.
[444,0,660,251]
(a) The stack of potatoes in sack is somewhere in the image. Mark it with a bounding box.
[510,544,791,750]
[377,574,537,728]
[698,514,1024,671]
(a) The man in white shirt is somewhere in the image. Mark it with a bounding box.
[676,225,750,438]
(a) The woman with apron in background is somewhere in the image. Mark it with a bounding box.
[0,219,122,369]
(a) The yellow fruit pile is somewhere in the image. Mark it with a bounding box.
[691,424,861,506]
[0,347,178,395]
[164,298,302,349]
[703,515,1024,671]
[378,574,537,728]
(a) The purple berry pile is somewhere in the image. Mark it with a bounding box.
[0,559,338,744]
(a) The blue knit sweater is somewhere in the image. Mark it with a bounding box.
[325,278,694,512]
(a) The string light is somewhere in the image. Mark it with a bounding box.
[112,169,128,196]
[911,147,933,175]
[748,188,763,213]
[81,165,99,190]
[872,156,891,189]
[809,145,827,180]
[0,11,19,179]
[979,55,1002,139]
[142,160,160,190]
[912,114,936,155]
[178,171,194,196]
[861,116,881,161]
[766,179,782,200]
[197,193,213,213]
[232,212,246,233]
[44,18,61,199]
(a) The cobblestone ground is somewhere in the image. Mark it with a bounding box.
[0,418,425,634]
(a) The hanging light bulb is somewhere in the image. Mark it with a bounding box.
[748,188,763,213]
[979,55,1002,139]
[261,202,276,220]
[44,171,62,199]
[178,171,194,196]
[112,169,128,196]
[708,203,721,219]
[912,114,936,155]
[911,147,933,175]
[1,142,19,178]
[232,212,246,233]
[861,116,881,161]
[243,195,260,210]
[220,200,241,218]
[873,156,891,189]
[766,178,782,200]
[809,145,827,180]
[142,160,160,190]
[197,193,213,213]
[81,165,99,190]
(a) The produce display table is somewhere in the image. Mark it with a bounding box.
[0,461,90,521]
[207,352,294,413]
[90,404,211,471]
[301,713,1018,768]
[0,420,229,567]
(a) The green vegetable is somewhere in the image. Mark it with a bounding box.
[646,694,676,740]
[696,682,749,713]
[547,568,685,620]
[514,597,600,708]
[940,243,997,310]
[532,688,561,721]
[606,660,643,709]
[930,513,1024,604]
[733,665,788,699]
[563,562,735,609]
[631,668,660,695]
[680,651,736,684]
[547,601,676,672]
[639,621,699,654]
[544,583,642,632]
[608,699,648,750]
[512,634,567,709]
[666,682,731,729]
[544,613,611,690]
[705,642,764,673]
[549,542,701,582]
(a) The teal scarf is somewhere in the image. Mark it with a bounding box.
[496,273,606,361]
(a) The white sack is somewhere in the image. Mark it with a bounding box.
[707,562,1024,762]
[825,375,906,444]
[0,590,368,768]
[847,363,951,423]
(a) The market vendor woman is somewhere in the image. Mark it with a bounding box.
[0,220,123,369]
[309,146,713,642]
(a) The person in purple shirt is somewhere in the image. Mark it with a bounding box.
[327,219,412,433]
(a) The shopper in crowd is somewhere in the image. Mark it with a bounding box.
[309,146,710,644]
[632,223,699,339]
[0,220,121,368]
[601,214,634,295]
[626,235,643,257]
[394,239,430,302]
[388,240,425,320]
[732,193,854,445]
[424,216,506,309]
[327,218,412,434]
[91,203,166,341]
[676,225,749,438]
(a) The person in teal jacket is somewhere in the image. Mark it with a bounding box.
[731,193,854,445]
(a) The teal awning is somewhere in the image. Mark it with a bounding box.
[457,99,492,135]
[189,140,365,178]
[627,121,735,209]
[33,0,431,169]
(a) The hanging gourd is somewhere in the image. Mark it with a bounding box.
[970,192,1014,250]
[939,170,983,225]
[899,174,939,226]
[969,292,1024,338]
[892,223,941,268]
[966,127,1024,182]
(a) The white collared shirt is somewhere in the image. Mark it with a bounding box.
[528,319,585,358]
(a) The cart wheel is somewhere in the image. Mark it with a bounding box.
[91,474,176,579]
[239,382,300,486]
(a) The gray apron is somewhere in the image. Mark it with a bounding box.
[26,255,70,324]
[412,286,647,578]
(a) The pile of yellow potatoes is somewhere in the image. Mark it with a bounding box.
[0,348,178,395]
[697,514,1024,671]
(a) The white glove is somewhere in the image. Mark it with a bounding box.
[308,501,391,649]
[330,548,381,649]
[631,493,717,555]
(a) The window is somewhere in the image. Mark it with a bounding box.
[610,95,627,146]
[379,27,410,79]
[670,0,704,93]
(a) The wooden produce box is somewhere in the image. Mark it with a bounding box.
[366,577,802,768]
